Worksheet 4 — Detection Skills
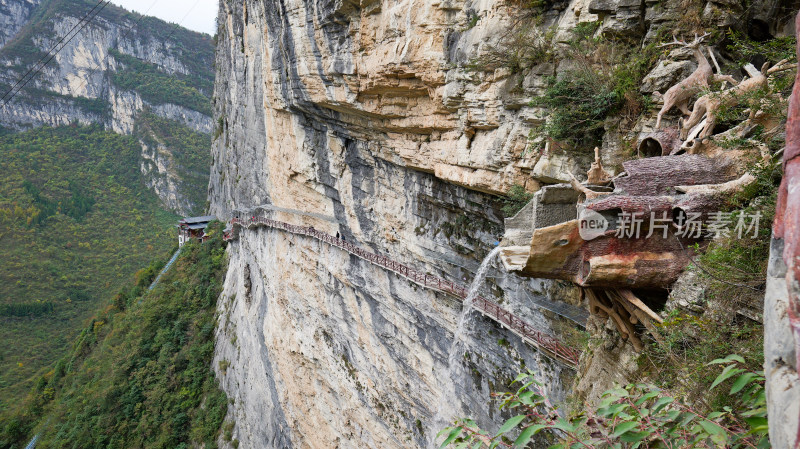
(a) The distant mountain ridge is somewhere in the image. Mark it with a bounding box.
[0,0,215,214]
[0,0,43,49]
[0,0,217,418]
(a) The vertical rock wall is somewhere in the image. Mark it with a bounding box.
[0,0,42,48]
[767,12,800,447]
[209,0,800,446]
[207,1,595,446]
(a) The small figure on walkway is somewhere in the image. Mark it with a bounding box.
[336,231,340,239]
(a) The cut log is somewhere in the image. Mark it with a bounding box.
[638,127,682,157]
[586,194,675,215]
[579,252,689,288]
[617,289,664,323]
[587,147,612,185]
[614,155,737,195]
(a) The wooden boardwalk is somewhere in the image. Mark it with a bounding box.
[226,215,581,367]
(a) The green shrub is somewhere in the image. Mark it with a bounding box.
[439,356,767,448]
[0,301,55,318]
[0,225,229,449]
[643,313,763,410]
[501,185,534,217]
[727,30,797,63]
[534,70,620,146]
[213,116,225,140]
[531,25,658,148]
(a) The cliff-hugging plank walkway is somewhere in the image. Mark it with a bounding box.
[225,214,581,367]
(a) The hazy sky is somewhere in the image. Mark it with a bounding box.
[109,0,218,35]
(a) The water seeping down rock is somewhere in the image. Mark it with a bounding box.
[209,1,587,446]
[208,0,799,447]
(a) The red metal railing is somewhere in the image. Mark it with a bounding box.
[226,216,581,367]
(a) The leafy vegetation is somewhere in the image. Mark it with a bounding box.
[726,30,797,64]
[534,69,620,147]
[0,0,216,408]
[642,313,763,411]
[0,0,214,113]
[501,185,534,217]
[110,49,212,116]
[531,23,659,148]
[693,160,778,302]
[0,226,229,449]
[22,179,95,224]
[127,15,215,95]
[439,355,766,448]
[135,110,212,213]
[0,125,177,407]
[17,88,110,118]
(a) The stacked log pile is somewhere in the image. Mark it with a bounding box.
[501,32,794,352]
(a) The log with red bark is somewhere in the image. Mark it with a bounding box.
[638,127,682,157]
[614,154,738,195]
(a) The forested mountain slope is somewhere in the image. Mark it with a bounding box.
[0,0,214,214]
[0,225,229,449]
[0,125,177,412]
[0,0,216,416]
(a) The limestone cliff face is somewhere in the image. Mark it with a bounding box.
[207,0,593,447]
[208,0,797,446]
[207,0,789,214]
[0,0,214,214]
[0,0,41,48]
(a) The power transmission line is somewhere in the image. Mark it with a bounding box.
[63,0,165,97]
[2,0,205,113]
[0,0,112,106]
[164,0,204,42]
[0,0,107,104]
